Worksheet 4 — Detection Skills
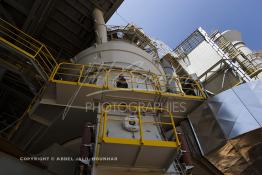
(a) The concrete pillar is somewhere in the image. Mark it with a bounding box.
[92,8,107,44]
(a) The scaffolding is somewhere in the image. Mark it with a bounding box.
[198,27,252,83]
[211,31,262,78]
[107,24,159,59]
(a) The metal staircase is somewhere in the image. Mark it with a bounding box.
[0,18,58,81]
[0,18,57,139]
[214,34,240,59]
[198,27,252,83]
[211,31,262,79]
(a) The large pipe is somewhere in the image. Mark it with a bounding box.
[92,8,107,44]
[79,123,93,175]
[176,127,193,166]
[80,123,92,160]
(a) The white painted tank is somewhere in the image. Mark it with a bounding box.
[222,30,253,56]
[71,8,167,92]
[74,40,165,76]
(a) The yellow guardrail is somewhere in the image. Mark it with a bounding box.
[50,62,207,99]
[95,104,181,161]
[0,18,57,79]
[0,18,206,99]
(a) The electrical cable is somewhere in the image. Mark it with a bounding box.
[115,11,129,24]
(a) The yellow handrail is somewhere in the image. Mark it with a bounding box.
[50,62,207,99]
[0,18,58,79]
[98,104,181,148]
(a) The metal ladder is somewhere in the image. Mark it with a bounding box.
[198,27,252,83]
[213,33,262,78]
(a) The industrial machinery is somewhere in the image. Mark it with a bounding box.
[0,1,261,175]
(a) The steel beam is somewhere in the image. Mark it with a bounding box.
[2,0,28,16]
[0,4,16,25]
[22,0,42,33]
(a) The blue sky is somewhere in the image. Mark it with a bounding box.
[108,0,262,50]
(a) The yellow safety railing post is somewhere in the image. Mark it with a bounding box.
[49,62,62,81]
[33,45,44,58]
[176,77,185,95]
[137,106,144,144]
[78,65,85,85]
[105,69,109,89]
[194,80,207,99]
[102,105,109,141]
[130,71,135,91]
[168,110,180,147]
[0,18,58,81]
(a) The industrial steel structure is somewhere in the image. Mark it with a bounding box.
[0,1,261,175]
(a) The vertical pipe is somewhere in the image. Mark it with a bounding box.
[80,123,92,160]
[92,8,107,44]
[79,123,93,175]
[176,127,193,166]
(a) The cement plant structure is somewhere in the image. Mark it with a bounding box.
[0,1,261,175]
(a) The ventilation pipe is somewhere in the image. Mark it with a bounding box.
[79,123,93,175]
[92,8,107,44]
[176,127,194,173]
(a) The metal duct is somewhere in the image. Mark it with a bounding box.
[188,79,262,175]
